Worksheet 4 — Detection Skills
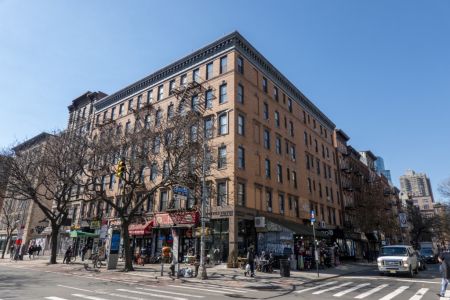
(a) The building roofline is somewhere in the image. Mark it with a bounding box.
[361,150,377,161]
[13,132,53,152]
[94,31,335,129]
[68,91,108,112]
[335,129,350,141]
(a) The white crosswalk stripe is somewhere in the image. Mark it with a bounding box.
[355,284,389,299]
[167,284,243,294]
[72,294,110,300]
[295,281,338,293]
[409,288,429,300]
[312,282,353,295]
[136,287,204,298]
[45,297,68,300]
[379,286,409,300]
[116,288,187,300]
[333,283,370,297]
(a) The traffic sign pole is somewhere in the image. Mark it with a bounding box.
[310,210,319,278]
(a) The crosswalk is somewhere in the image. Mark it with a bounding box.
[42,282,249,300]
[295,280,442,299]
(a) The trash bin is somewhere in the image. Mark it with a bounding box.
[279,259,290,277]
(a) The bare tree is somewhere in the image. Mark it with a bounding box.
[0,199,21,259]
[3,131,89,264]
[438,177,450,200]
[83,81,215,271]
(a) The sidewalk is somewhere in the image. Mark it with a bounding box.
[0,255,376,288]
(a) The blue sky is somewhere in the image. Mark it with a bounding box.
[0,0,449,198]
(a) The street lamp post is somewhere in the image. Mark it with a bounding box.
[200,142,208,280]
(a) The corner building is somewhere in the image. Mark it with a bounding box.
[69,32,342,262]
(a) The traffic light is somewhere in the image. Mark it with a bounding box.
[116,159,126,178]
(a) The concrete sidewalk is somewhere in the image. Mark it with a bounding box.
[0,255,376,288]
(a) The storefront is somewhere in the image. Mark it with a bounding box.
[69,230,100,258]
[205,218,229,263]
[128,220,154,257]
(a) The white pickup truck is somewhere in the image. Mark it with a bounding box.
[377,245,418,277]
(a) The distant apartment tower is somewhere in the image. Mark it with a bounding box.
[400,170,435,217]
[375,156,392,184]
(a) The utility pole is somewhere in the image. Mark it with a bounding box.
[311,210,319,278]
[200,142,207,280]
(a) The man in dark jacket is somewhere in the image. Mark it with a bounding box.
[438,254,450,297]
[246,247,255,277]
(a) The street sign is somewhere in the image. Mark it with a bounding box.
[310,210,316,223]
[399,213,408,228]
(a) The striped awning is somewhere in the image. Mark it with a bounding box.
[129,220,154,236]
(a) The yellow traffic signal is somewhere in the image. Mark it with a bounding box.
[116,159,126,178]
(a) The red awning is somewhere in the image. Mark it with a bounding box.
[129,220,154,236]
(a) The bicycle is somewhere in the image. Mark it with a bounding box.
[91,253,104,268]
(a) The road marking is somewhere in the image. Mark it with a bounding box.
[117,288,187,300]
[409,288,429,300]
[312,282,353,295]
[167,284,238,294]
[295,281,338,293]
[379,286,409,300]
[341,276,440,284]
[72,294,109,300]
[45,297,69,300]
[57,285,93,292]
[333,283,370,297]
[174,283,248,293]
[355,284,389,299]
[136,287,204,298]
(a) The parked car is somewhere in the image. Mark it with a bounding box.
[419,248,437,264]
[377,245,418,277]
[415,251,427,270]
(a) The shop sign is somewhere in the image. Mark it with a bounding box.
[207,207,234,218]
[109,219,122,227]
[280,231,293,240]
[90,220,101,229]
[154,211,199,227]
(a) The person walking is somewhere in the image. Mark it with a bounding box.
[246,247,255,277]
[36,244,42,256]
[81,244,88,261]
[28,244,35,260]
[438,254,450,297]
[63,246,73,264]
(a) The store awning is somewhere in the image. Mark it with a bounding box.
[264,217,328,238]
[129,220,154,236]
[69,230,99,238]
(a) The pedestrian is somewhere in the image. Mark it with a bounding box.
[246,247,255,277]
[36,244,42,256]
[81,244,88,261]
[9,245,15,260]
[438,254,450,297]
[28,244,35,260]
[63,246,73,264]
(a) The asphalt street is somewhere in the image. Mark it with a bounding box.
[0,262,445,300]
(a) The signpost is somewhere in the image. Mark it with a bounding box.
[398,212,408,244]
[310,210,319,278]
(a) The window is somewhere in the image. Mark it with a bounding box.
[180,74,187,86]
[95,114,100,125]
[322,144,325,158]
[279,194,285,214]
[315,139,318,152]
[111,107,116,119]
[128,99,133,112]
[204,117,213,139]
[137,95,143,109]
[266,189,272,212]
[292,171,297,188]
[304,131,308,146]
[326,147,330,159]
[217,181,227,206]
[237,146,245,169]
[169,80,175,95]
[265,159,271,178]
[144,114,151,129]
[289,121,294,136]
[220,56,227,74]
[162,160,169,178]
[160,190,168,211]
[263,129,270,149]
[153,136,161,153]
[155,109,162,126]
[319,183,323,198]
[206,62,213,80]
[262,77,268,93]
[125,120,131,134]
[308,178,312,193]
[263,102,269,120]
[167,104,174,119]
[237,114,245,135]
[316,159,321,174]
[190,124,198,141]
[273,86,279,101]
[274,111,280,127]
[150,163,158,181]
[157,85,164,101]
[277,163,283,183]
[218,113,228,135]
[275,137,281,154]
[237,84,244,103]
[237,182,246,206]
[205,89,213,108]
[146,194,154,212]
[237,56,244,74]
[192,68,199,82]
[109,174,115,190]
[119,103,124,116]
[219,83,227,104]
[218,146,227,168]
[147,90,153,104]
[323,162,327,179]
[290,145,296,160]
[288,98,293,112]
[191,94,199,111]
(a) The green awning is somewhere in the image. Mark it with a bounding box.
[70,230,99,238]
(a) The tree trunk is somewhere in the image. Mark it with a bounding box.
[1,235,10,259]
[121,219,134,272]
[50,223,60,264]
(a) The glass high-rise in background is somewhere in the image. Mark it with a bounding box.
[374,156,392,184]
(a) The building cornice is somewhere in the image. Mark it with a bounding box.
[94,31,335,129]
[13,132,53,153]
